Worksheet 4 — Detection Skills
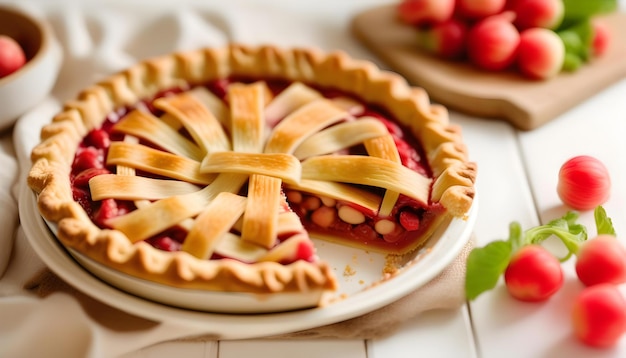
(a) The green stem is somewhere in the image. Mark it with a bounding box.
[522,215,588,262]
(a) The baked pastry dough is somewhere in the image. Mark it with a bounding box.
[28,44,476,310]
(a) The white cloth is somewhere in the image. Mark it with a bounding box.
[0,1,471,357]
[0,133,18,277]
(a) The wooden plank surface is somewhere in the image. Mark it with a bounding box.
[351,5,626,130]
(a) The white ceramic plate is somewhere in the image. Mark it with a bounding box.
[19,183,476,339]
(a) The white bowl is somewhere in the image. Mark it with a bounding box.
[0,6,62,131]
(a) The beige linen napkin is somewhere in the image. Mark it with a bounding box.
[0,133,19,277]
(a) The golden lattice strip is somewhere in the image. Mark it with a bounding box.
[107,173,248,243]
[159,113,183,131]
[264,99,348,154]
[107,142,215,185]
[181,192,247,260]
[293,117,389,160]
[154,92,231,155]
[112,110,204,161]
[116,135,139,176]
[200,152,301,184]
[232,211,305,236]
[286,179,382,213]
[241,175,282,249]
[189,87,231,131]
[330,96,365,115]
[108,193,206,243]
[156,88,228,132]
[264,82,322,125]
[364,134,402,217]
[229,82,266,153]
[214,232,268,263]
[364,134,401,162]
[89,174,201,201]
[277,211,306,236]
[301,155,431,206]
[201,172,250,199]
[114,135,154,222]
[258,233,310,262]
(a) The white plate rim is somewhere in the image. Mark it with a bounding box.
[19,182,477,339]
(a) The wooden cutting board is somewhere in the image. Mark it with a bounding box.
[351,5,626,130]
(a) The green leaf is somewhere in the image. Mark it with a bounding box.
[465,211,591,300]
[559,30,584,53]
[557,19,593,68]
[562,0,618,23]
[508,221,524,252]
[557,222,588,259]
[562,53,584,72]
[595,206,617,236]
[523,211,587,261]
[562,211,582,226]
[465,240,513,300]
[525,211,580,245]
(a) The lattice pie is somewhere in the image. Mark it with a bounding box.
[28,45,476,310]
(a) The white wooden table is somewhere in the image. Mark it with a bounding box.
[8,0,626,356]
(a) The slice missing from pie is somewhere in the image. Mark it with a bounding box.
[28,45,476,312]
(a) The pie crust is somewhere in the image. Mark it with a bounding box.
[27,44,476,309]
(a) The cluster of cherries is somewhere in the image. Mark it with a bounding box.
[469,155,626,348]
[397,0,610,80]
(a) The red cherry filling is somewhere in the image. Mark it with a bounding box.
[399,209,421,231]
[72,147,105,173]
[289,192,443,252]
[70,78,438,262]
